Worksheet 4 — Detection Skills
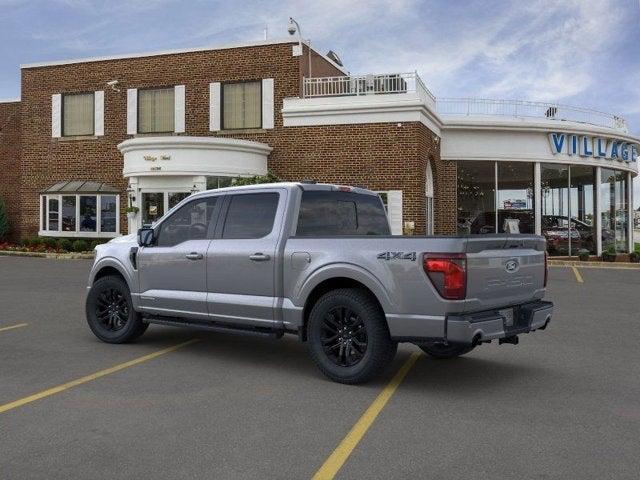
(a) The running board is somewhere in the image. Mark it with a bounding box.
[144,316,284,339]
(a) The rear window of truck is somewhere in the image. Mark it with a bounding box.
[296,191,390,236]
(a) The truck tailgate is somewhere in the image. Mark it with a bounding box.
[463,235,546,313]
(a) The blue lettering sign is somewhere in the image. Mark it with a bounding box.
[620,143,629,162]
[610,141,619,160]
[595,138,607,157]
[580,136,593,156]
[632,144,638,162]
[548,133,565,154]
[569,135,579,155]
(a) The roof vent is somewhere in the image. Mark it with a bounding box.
[326,50,343,67]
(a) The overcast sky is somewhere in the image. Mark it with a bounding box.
[1,0,639,202]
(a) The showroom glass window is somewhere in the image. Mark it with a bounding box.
[138,87,175,133]
[541,164,570,255]
[62,92,94,136]
[601,168,628,253]
[497,162,535,234]
[40,194,119,237]
[569,166,596,254]
[206,176,234,190]
[222,81,261,130]
[457,161,496,234]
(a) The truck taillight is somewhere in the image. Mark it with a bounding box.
[423,253,467,300]
[544,251,548,287]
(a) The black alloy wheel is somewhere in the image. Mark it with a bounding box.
[86,275,148,343]
[95,287,130,332]
[321,306,368,367]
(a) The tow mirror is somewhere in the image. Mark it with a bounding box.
[138,227,155,247]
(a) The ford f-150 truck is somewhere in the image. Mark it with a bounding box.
[86,182,553,384]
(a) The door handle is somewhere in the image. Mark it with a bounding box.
[249,253,271,262]
[185,252,204,260]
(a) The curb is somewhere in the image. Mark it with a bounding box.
[0,250,94,260]
[549,260,640,269]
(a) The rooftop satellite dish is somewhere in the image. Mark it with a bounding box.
[326,50,343,67]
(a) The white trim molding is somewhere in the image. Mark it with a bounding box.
[118,136,271,178]
[282,93,442,135]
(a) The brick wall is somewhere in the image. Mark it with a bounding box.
[0,101,21,240]
[16,41,452,238]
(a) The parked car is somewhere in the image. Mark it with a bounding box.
[470,210,535,234]
[85,183,553,384]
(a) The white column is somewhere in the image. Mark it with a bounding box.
[595,167,602,256]
[628,171,633,253]
[534,162,541,235]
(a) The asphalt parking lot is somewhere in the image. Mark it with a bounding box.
[1,257,639,479]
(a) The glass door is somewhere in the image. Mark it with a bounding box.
[142,192,165,225]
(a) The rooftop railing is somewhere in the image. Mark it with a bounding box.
[302,72,436,106]
[302,73,628,132]
[436,97,628,132]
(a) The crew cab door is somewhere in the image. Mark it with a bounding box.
[137,196,220,319]
[206,189,286,327]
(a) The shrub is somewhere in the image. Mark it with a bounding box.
[90,239,106,250]
[577,249,590,261]
[72,239,89,252]
[21,238,32,247]
[0,197,9,241]
[42,237,58,249]
[231,171,280,186]
[58,238,73,252]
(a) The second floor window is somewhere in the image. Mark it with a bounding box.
[63,92,94,136]
[223,81,261,130]
[138,87,175,133]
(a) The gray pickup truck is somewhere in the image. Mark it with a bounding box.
[86,182,553,384]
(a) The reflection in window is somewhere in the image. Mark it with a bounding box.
[223,193,279,239]
[157,198,217,247]
[570,166,596,254]
[457,161,495,234]
[541,164,570,255]
[48,197,59,231]
[62,196,76,231]
[497,162,534,234]
[100,196,117,233]
[601,168,628,253]
[80,196,97,232]
[142,192,164,225]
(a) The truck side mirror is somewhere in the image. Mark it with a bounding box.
[138,227,156,247]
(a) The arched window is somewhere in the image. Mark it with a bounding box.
[426,161,434,235]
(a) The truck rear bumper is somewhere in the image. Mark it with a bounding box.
[446,300,553,345]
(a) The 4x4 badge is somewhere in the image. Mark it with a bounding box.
[377,252,417,261]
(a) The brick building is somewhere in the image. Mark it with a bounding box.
[1,38,639,255]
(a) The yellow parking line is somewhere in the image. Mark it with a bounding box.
[0,339,199,415]
[571,266,584,283]
[312,351,421,480]
[0,323,28,333]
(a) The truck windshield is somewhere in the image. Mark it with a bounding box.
[296,191,390,236]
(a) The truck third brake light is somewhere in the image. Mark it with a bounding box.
[423,253,467,300]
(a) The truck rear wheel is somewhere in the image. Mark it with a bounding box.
[86,275,148,343]
[416,342,475,359]
[307,288,397,384]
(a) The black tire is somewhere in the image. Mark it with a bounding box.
[416,341,475,359]
[86,275,148,343]
[307,288,397,384]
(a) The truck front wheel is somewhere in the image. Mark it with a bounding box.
[86,275,148,343]
[415,342,475,359]
[307,288,397,384]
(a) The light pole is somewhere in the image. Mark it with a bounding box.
[288,17,312,80]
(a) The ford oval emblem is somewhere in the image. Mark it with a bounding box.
[505,259,520,273]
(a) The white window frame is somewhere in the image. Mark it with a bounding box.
[39,193,120,238]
